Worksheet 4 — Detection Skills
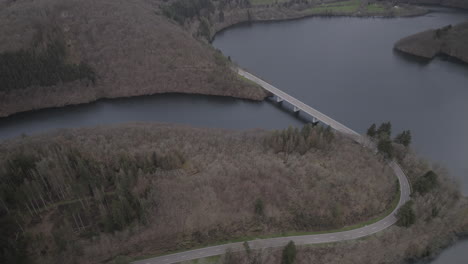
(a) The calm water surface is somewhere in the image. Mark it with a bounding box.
[0,7,467,263]
[212,8,468,263]
[213,7,468,195]
[429,239,468,264]
[0,94,304,137]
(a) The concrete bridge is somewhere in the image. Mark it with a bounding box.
[237,68,359,137]
[132,69,411,264]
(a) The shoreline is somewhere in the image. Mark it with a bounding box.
[0,2,429,118]
[0,92,266,140]
[210,6,429,42]
[0,90,266,121]
[1,2,467,263]
[0,123,403,263]
[394,21,468,65]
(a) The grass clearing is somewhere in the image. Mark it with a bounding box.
[306,0,361,14]
[366,3,387,13]
[250,0,289,6]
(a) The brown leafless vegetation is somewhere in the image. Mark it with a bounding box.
[0,0,429,117]
[212,144,468,264]
[394,21,468,64]
[0,123,397,263]
[0,0,267,117]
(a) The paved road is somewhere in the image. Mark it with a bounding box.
[237,68,359,137]
[132,70,412,264]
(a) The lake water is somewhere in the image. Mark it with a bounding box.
[213,7,468,195]
[0,94,304,138]
[0,6,467,263]
[212,7,468,263]
[429,239,468,264]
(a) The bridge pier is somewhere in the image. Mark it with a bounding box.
[237,69,359,137]
[312,117,318,124]
[293,106,300,112]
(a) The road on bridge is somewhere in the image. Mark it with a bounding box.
[132,69,412,264]
[237,68,359,137]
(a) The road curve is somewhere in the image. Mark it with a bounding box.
[132,70,412,264]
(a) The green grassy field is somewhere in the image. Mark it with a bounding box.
[250,0,289,6]
[251,0,390,15]
[366,3,387,13]
[306,0,361,14]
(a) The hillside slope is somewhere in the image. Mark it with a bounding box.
[0,123,397,263]
[0,0,267,117]
[391,0,468,9]
[0,0,432,118]
[210,147,468,264]
[394,21,468,63]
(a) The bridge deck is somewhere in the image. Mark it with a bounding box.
[237,68,359,136]
[131,69,411,264]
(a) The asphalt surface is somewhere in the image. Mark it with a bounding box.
[132,70,412,264]
[238,68,359,137]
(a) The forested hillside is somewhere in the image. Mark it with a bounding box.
[211,144,468,264]
[0,0,267,117]
[0,123,397,263]
[394,21,468,64]
[0,0,430,117]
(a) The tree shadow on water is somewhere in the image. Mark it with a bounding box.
[393,49,432,67]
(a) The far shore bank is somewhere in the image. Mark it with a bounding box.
[0,0,430,118]
[210,4,429,41]
[394,21,468,64]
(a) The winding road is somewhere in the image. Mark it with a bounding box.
[132,70,412,264]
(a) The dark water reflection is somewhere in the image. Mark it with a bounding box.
[0,94,305,139]
[212,8,468,263]
[213,7,468,196]
[0,7,467,263]
[426,239,468,264]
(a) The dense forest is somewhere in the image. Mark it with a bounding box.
[160,0,324,40]
[0,40,95,92]
[161,0,254,40]
[162,0,218,25]
[0,123,397,263]
[0,0,424,117]
[215,136,468,264]
[0,0,267,117]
